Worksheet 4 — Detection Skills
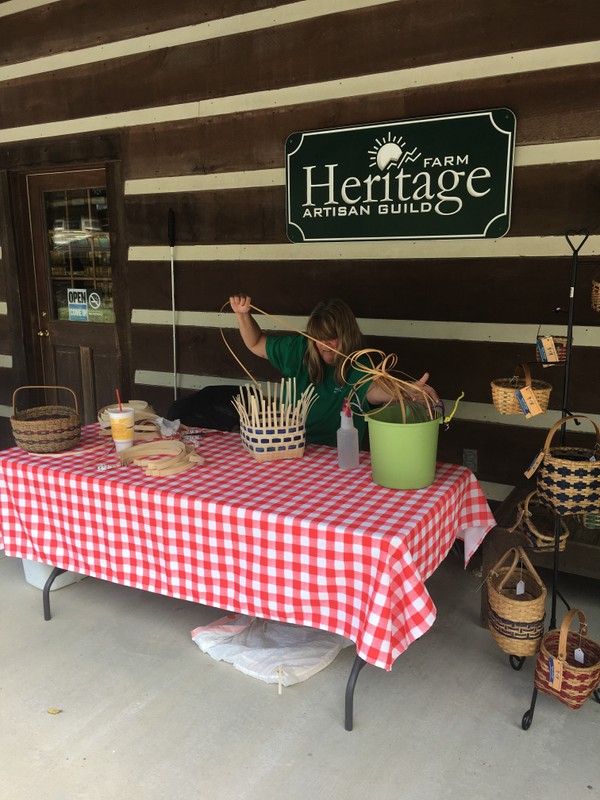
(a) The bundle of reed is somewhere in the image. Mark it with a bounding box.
[233,379,317,430]
[341,349,439,422]
[119,440,204,476]
[233,380,317,462]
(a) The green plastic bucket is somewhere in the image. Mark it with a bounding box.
[367,406,441,490]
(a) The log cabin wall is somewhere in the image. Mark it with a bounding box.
[0,0,599,508]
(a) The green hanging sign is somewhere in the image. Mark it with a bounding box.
[286,108,516,242]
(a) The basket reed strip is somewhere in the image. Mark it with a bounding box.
[220,302,436,420]
[233,380,316,429]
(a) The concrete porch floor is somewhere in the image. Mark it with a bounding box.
[1,549,599,800]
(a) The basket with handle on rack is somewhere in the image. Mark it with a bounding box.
[491,363,552,415]
[592,278,600,313]
[486,546,547,657]
[535,335,567,364]
[534,415,600,516]
[510,490,570,552]
[10,385,81,453]
[534,608,600,709]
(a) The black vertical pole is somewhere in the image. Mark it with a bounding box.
[549,230,589,629]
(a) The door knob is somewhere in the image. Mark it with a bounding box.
[37,329,49,337]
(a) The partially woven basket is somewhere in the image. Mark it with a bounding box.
[534,608,600,709]
[11,385,80,453]
[240,422,305,463]
[487,546,547,657]
[511,491,570,552]
[491,363,552,415]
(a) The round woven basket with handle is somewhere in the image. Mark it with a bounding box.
[511,490,570,552]
[535,335,567,363]
[487,546,547,657]
[491,363,552,415]
[534,608,600,709]
[536,415,600,516]
[11,385,80,453]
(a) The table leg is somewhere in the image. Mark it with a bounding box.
[43,567,67,621]
[344,654,367,731]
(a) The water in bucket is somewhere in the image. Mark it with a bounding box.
[367,405,441,490]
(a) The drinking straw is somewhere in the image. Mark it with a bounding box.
[116,389,123,412]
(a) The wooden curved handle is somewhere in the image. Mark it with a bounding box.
[557,608,588,662]
[495,545,545,592]
[12,385,79,415]
[513,363,532,389]
[489,547,519,586]
[541,415,600,455]
[514,546,546,592]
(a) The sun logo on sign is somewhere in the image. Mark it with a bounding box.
[368,134,421,171]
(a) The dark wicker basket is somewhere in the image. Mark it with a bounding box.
[11,385,81,453]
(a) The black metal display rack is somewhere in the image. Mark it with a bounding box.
[521,229,600,729]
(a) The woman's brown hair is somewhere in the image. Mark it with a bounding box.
[304,299,364,385]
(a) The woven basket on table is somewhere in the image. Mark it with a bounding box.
[535,335,567,363]
[535,415,600,516]
[487,546,547,657]
[491,363,552,415]
[534,608,600,709]
[10,385,80,453]
[240,421,306,463]
[511,490,570,552]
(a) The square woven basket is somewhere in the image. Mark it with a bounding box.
[240,422,306,462]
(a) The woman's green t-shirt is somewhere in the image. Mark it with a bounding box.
[265,335,372,447]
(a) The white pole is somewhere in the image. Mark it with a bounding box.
[168,209,177,401]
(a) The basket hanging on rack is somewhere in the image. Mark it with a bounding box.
[491,363,552,415]
[535,335,567,364]
[486,546,547,657]
[591,279,600,313]
[10,385,81,453]
[510,490,570,552]
[534,608,600,709]
[535,415,600,516]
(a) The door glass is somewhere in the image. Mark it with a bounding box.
[44,186,114,323]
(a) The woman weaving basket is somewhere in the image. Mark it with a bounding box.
[229,294,439,447]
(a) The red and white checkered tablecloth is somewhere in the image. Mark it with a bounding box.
[0,426,495,670]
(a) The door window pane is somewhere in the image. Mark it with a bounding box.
[45,187,115,323]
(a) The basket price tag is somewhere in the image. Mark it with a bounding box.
[537,336,559,366]
[516,579,525,595]
[574,647,585,664]
[548,656,564,691]
[524,450,544,479]
[516,387,543,419]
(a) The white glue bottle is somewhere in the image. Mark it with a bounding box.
[337,398,360,470]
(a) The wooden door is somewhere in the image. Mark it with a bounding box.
[25,168,121,423]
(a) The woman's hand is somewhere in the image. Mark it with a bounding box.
[229,294,252,314]
[367,372,440,407]
[411,373,440,405]
[229,294,267,358]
